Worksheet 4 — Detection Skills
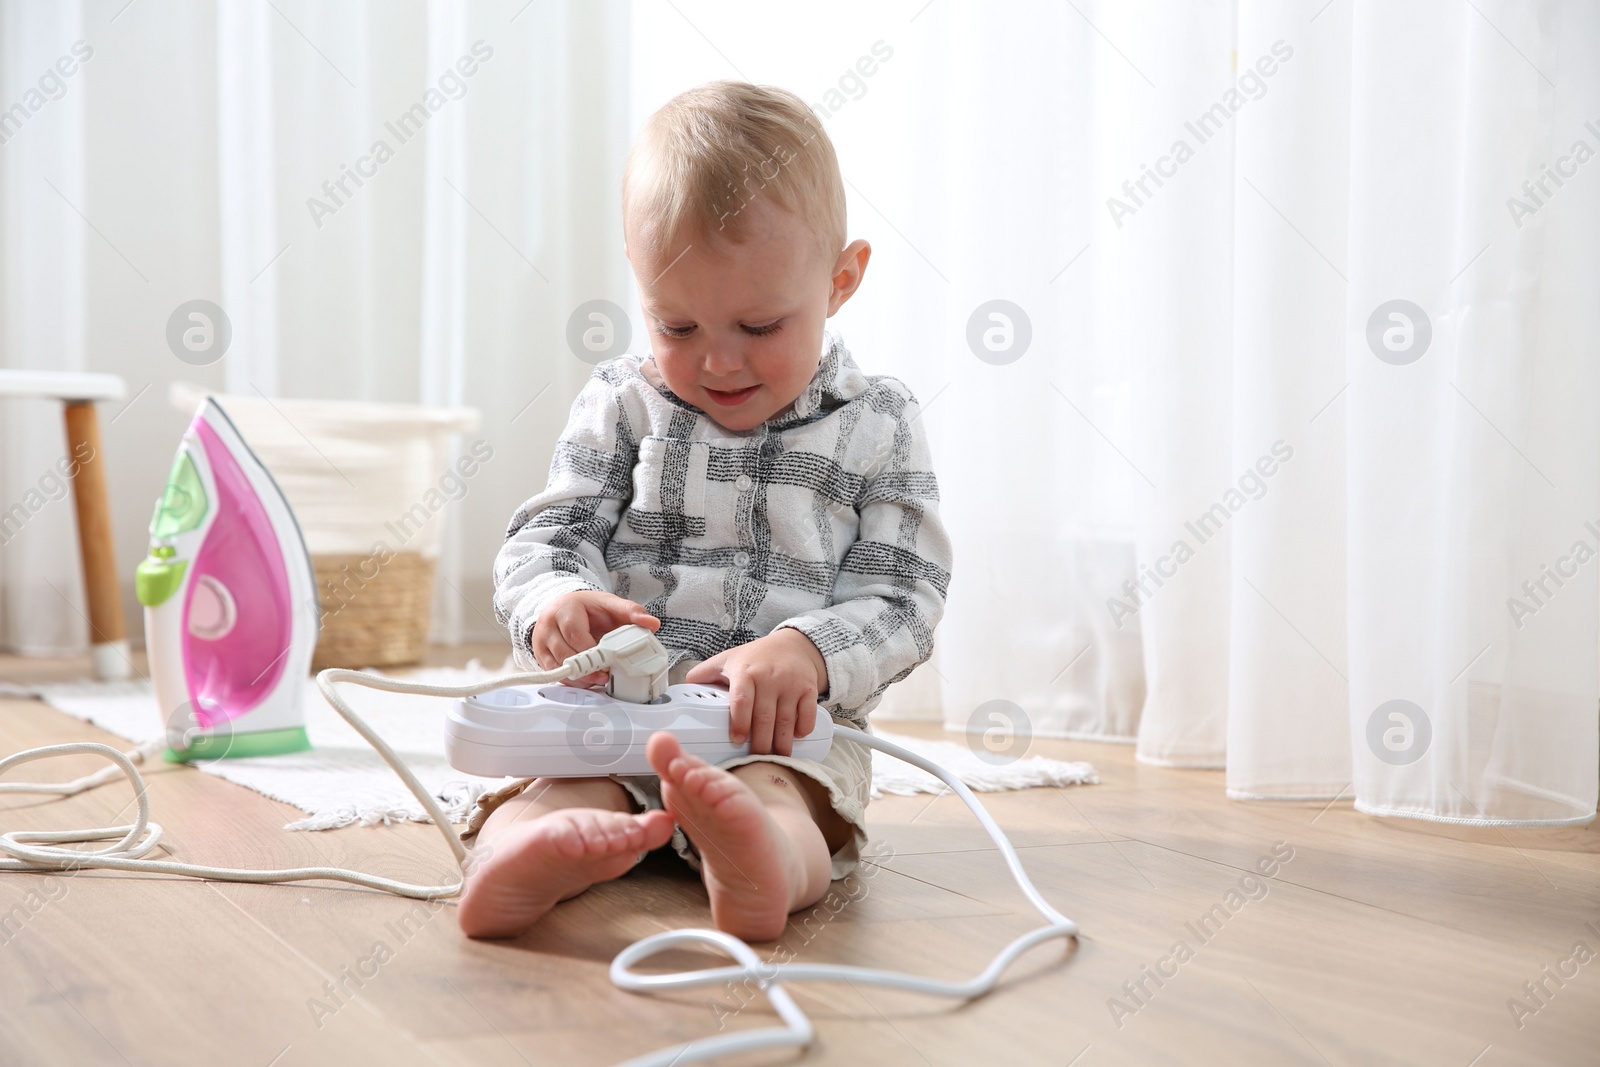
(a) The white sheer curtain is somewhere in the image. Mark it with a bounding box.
[1113,0,1597,825]
[631,0,1597,825]
[2,0,1593,825]
[211,0,633,644]
[0,0,631,652]
[1222,1,1599,825]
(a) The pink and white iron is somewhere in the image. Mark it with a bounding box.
[136,397,319,761]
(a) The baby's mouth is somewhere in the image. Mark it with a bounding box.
[704,384,759,407]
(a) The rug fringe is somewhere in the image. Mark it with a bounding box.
[283,781,488,832]
[868,733,1100,798]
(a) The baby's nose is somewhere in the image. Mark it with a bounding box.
[702,344,744,375]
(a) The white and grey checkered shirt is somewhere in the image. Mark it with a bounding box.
[493,333,952,723]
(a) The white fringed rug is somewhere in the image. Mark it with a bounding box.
[6,667,1097,831]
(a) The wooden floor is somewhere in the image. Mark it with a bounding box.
[1,649,1597,1066]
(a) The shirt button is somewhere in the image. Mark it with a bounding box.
[733,551,750,567]
[720,613,733,629]
[735,474,753,491]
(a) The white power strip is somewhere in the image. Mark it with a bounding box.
[446,681,834,777]
[0,628,1079,1067]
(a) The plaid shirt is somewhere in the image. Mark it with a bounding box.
[493,333,952,722]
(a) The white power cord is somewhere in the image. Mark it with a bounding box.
[606,723,1079,1067]
[0,736,164,796]
[0,648,1079,1067]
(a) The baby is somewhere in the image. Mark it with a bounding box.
[457,81,952,942]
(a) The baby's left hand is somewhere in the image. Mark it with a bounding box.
[685,629,828,757]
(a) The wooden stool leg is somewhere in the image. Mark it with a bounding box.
[64,401,129,680]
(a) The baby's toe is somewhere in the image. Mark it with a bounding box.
[647,731,707,783]
[636,808,676,847]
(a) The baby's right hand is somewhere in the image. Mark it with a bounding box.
[530,590,660,688]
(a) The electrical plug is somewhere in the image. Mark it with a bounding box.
[596,624,670,704]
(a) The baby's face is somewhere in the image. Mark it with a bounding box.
[629,199,862,432]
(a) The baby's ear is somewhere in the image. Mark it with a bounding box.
[827,239,872,314]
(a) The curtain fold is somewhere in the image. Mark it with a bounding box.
[1223,1,1352,801]
[419,0,471,645]
[216,0,281,397]
[1116,1,1239,769]
[0,0,90,656]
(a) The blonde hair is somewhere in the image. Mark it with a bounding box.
[622,81,846,264]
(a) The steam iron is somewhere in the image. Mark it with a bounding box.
[136,397,319,762]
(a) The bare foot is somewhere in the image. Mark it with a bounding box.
[457,807,674,939]
[648,732,804,941]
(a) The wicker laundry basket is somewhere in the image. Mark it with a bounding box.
[311,551,437,671]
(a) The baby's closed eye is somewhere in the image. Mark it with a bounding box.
[653,320,784,338]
